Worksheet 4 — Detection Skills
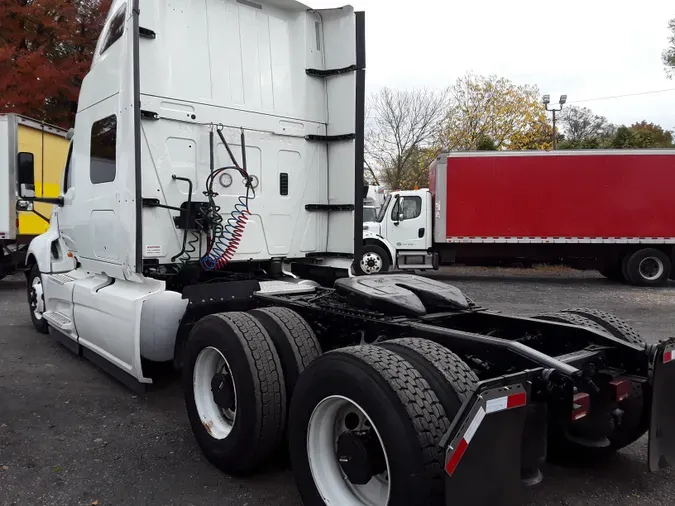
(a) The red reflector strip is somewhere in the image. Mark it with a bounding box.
[572,392,590,421]
[445,438,468,476]
[486,392,527,413]
[507,392,527,409]
[664,350,674,364]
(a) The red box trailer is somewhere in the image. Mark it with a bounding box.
[361,150,675,286]
[432,150,675,241]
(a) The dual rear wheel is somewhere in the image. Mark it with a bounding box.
[183,308,477,506]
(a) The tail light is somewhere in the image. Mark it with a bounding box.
[609,378,632,402]
[572,392,590,421]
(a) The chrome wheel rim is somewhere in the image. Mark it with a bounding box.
[360,252,383,275]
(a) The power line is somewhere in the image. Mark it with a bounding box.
[571,88,675,104]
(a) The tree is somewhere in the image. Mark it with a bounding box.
[0,0,110,127]
[611,122,674,149]
[558,106,615,149]
[664,18,675,78]
[440,73,553,152]
[365,87,448,190]
[476,135,497,151]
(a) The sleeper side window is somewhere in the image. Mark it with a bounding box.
[90,115,117,185]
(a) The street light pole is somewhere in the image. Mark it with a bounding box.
[543,94,567,150]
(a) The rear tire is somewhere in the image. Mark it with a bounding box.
[534,312,611,336]
[27,264,49,334]
[537,309,648,464]
[248,307,321,401]
[289,346,449,506]
[378,338,478,422]
[560,308,644,346]
[623,248,671,287]
[183,312,286,474]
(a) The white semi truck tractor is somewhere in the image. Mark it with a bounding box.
[20,1,675,505]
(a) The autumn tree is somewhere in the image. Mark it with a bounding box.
[558,106,615,149]
[0,0,110,127]
[365,87,448,190]
[664,18,675,78]
[440,73,553,152]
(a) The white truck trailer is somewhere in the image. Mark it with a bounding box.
[20,1,675,505]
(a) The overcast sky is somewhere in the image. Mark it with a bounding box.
[306,0,675,130]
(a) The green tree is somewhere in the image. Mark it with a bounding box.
[611,122,674,149]
[476,135,497,151]
[664,18,675,78]
[440,73,553,152]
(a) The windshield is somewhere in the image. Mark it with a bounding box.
[363,207,377,222]
[376,195,392,223]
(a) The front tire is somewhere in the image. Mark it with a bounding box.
[27,264,48,334]
[183,312,286,474]
[289,346,449,506]
[356,244,391,275]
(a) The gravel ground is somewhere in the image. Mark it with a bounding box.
[1,267,675,505]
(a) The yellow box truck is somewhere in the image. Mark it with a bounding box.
[0,114,70,279]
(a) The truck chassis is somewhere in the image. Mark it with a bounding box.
[64,271,671,506]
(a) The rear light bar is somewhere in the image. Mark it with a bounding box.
[572,392,590,421]
[664,350,674,363]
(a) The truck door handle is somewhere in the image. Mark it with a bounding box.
[418,228,425,238]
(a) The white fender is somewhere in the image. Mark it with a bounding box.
[26,209,75,274]
[363,230,397,266]
[139,291,189,362]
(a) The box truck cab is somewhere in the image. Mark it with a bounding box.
[361,189,435,274]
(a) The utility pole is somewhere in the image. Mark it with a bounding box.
[543,94,567,150]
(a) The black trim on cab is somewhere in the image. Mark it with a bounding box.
[353,11,366,268]
[132,0,143,273]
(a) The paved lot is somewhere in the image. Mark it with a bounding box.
[1,267,675,505]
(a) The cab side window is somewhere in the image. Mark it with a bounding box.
[90,115,117,185]
[392,196,422,221]
[100,5,126,55]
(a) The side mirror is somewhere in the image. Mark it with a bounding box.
[17,152,35,198]
[398,213,405,222]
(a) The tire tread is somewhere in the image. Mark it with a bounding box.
[560,308,645,345]
[338,345,449,503]
[213,312,286,468]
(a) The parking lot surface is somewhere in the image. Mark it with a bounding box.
[1,267,674,505]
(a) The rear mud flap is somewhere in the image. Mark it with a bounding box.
[648,339,675,472]
[442,372,532,506]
